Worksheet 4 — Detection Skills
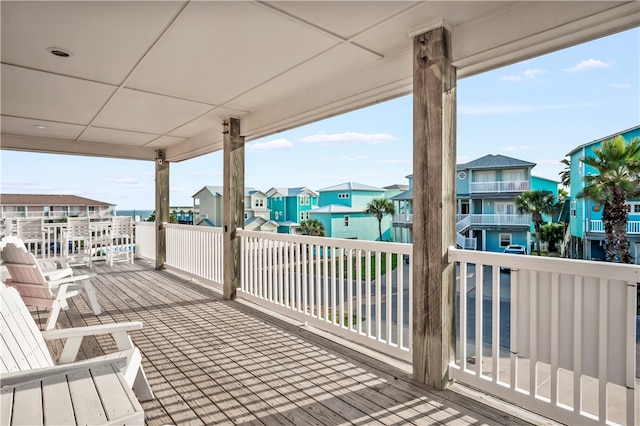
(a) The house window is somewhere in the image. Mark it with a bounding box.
[300,197,304,205]
[344,216,350,227]
[300,212,305,221]
[304,196,310,205]
[275,212,279,220]
[255,199,263,207]
[338,193,350,199]
[306,212,310,220]
[244,213,248,219]
[634,204,640,214]
[499,233,511,247]
[570,201,577,217]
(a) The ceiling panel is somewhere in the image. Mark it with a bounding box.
[169,107,247,139]
[79,127,159,146]
[91,88,213,135]
[0,116,85,140]
[268,1,418,39]
[126,1,338,105]
[0,1,186,85]
[227,43,379,112]
[1,64,116,125]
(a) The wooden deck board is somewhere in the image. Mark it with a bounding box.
[38,260,536,426]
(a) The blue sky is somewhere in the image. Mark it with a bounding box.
[1,28,638,210]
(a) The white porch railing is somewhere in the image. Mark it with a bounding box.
[456,232,476,250]
[449,248,638,426]
[164,223,223,287]
[470,180,529,193]
[131,226,638,425]
[134,221,155,261]
[238,229,412,362]
[393,213,413,224]
[589,220,640,234]
[470,214,530,226]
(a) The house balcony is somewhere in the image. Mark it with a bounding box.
[470,214,531,227]
[470,180,529,194]
[6,223,637,425]
[393,213,413,225]
[2,209,113,220]
[589,219,640,234]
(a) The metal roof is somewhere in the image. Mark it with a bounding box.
[317,182,384,192]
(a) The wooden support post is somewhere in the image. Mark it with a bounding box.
[223,117,245,300]
[412,27,457,390]
[155,149,169,270]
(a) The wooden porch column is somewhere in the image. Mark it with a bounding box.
[412,26,457,390]
[155,149,169,270]
[223,118,244,300]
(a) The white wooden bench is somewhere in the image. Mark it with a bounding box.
[0,283,153,424]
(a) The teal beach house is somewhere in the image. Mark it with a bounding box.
[310,182,392,241]
[566,125,640,263]
[265,187,318,234]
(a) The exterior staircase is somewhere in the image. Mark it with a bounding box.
[456,215,476,249]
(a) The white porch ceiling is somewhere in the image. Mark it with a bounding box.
[1,1,638,162]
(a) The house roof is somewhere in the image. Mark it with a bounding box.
[197,218,216,227]
[566,124,640,156]
[383,184,409,190]
[309,205,363,214]
[245,216,278,230]
[458,154,535,170]
[0,193,113,206]
[317,182,383,192]
[193,186,256,197]
[531,175,560,184]
[390,189,413,201]
[265,187,318,197]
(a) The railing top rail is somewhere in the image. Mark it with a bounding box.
[238,228,412,254]
[449,246,639,282]
[164,223,222,233]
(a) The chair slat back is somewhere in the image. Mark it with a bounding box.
[0,284,54,373]
[66,217,91,240]
[111,216,132,238]
[0,237,48,286]
[15,218,45,242]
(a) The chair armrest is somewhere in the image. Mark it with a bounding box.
[0,357,127,387]
[42,322,143,364]
[41,321,142,340]
[48,272,97,285]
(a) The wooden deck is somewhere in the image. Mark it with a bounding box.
[44,260,542,426]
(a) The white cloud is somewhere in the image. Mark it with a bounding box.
[298,132,397,144]
[247,138,293,152]
[523,68,546,79]
[564,59,611,72]
[501,75,522,83]
[501,68,545,83]
[612,83,631,89]
[459,102,597,115]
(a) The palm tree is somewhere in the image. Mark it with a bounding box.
[365,198,395,241]
[296,219,326,237]
[515,190,557,256]
[579,135,640,263]
[559,157,571,188]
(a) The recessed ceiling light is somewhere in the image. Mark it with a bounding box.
[47,47,72,58]
[33,125,48,130]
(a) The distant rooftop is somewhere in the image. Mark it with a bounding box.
[317,182,384,192]
[193,186,256,197]
[266,187,318,197]
[390,189,413,201]
[0,194,113,206]
[458,154,536,170]
[383,184,409,190]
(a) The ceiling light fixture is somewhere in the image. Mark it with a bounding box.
[33,125,48,130]
[47,47,72,58]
